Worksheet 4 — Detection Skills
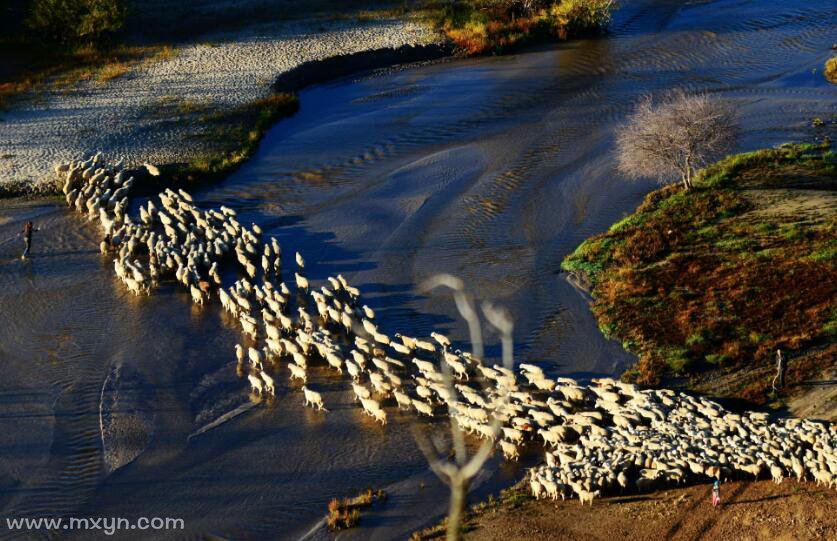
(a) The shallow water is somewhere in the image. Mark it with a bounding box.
[0,0,834,538]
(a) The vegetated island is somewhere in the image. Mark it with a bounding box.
[561,142,836,417]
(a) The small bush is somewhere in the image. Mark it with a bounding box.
[685,331,710,348]
[325,488,387,532]
[549,0,615,34]
[663,347,692,373]
[824,311,837,337]
[327,498,360,531]
[28,0,127,45]
[825,55,837,84]
[704,353,729,366]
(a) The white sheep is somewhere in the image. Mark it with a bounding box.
[301,386,326,411]
[499,439,520,461]
[770,464,784,484]
[577,489,600,506]
[260,372,276,397]
[247,373,264,396]
[413,399,434,417]
[430,332,451,349]
[288,363,307,383]
[325,351,343,373]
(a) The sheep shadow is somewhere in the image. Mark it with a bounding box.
[793,379,836,387]
[726,493,793,505]
[664,481,750,539]
[606,494,660,504]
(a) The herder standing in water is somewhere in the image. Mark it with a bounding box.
[20,220,39,259]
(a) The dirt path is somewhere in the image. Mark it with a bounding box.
[459,480,835,541]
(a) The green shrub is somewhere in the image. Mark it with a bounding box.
[28,0,127,45]
[548,0,615,34]
[805,245,837,262]
[704,353,729,366]
[714,238,755,252]
[663,347,692,373]
[608,211,647,233]
[686,331,710,348]
[824,311,837,337]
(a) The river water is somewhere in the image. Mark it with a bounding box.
[0,0,834,538]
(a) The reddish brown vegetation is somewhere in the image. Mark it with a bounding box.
[563,144,836,402]
[326,488,387,531]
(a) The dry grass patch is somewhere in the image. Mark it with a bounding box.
[326,488,387,531]
[95,61,130,83]
[0,42,176,108]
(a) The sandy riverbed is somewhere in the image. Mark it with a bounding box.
[0,13,439,189]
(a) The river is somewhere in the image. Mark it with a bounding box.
[0,0,834,538]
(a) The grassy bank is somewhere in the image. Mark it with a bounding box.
[562,143,836,404]
[0,90,298,199]
[425,0,615,55]
[162,92,300,189]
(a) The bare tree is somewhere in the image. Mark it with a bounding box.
[616,90,737,190]
[413,274,515,541]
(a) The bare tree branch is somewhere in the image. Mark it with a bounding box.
[616,90,738,190]
[414,275,516,541]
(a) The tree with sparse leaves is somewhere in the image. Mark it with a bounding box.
[28,0,127,45]
[616,90,738,190]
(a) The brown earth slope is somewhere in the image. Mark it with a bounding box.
[454,480,836,541]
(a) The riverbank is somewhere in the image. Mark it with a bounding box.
[0,13,442,197]
[413,477,837,540]
[0,1,622,198]
[561,143,836,417]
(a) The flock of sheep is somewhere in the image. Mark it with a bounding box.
[57,154,836,506]
[526,377,836,505]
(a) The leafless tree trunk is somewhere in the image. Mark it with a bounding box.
[414,274,515,541]
[616,90,738,190]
